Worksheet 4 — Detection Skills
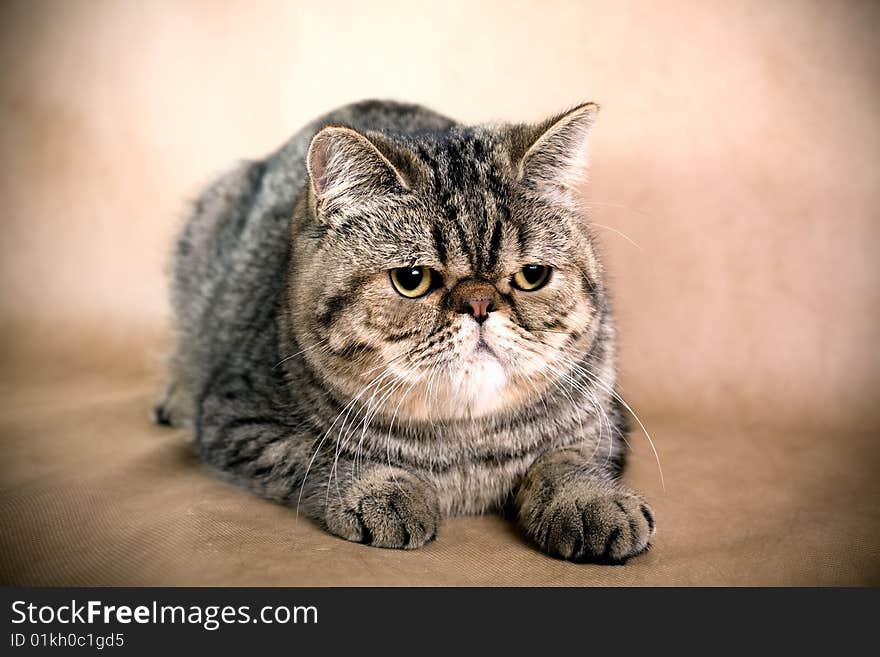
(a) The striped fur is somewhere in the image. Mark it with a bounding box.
[159,100,655,563]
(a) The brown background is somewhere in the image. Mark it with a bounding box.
[1,0,878,585]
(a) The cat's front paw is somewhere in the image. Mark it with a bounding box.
[324,467,440,550]
[519,483,655,564]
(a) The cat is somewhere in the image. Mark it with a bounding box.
[156,99,655,563]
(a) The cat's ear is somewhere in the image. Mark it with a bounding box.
[306,126,408,219]
[515,103,599,203]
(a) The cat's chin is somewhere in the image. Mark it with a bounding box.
[388,352,534,422]
[454,352,508,415]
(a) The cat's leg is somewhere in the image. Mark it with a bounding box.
[153,341,201,429]
[152,377,196,429]
[514,445,655,563]
[152,380,178,427]
[322,463,441,550]
[197,372,440,550]
[159,161,266,429]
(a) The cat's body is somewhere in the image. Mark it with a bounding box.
[159,100,655,562]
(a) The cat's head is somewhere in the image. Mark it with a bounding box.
[287,104,610,421]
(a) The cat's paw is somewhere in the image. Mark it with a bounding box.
[519,484,655,564]
[324,468,440,550]
[152,381,194,429]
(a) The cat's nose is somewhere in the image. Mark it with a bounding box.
[465,297,494,324]
[451,280,498,324]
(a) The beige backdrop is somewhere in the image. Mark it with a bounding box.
[1,1,878,585]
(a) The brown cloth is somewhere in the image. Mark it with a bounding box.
[1,1,879,585]
[1,330,878,585]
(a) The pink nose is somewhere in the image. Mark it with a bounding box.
[468,297,493,324]
[451,280,498,324]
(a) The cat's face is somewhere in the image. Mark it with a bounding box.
[288,105,606,421]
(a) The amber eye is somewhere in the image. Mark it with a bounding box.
[512,264,551,291]
[389,266,438,298]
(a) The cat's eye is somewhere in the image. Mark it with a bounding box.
[511,264,551,291]
[389,266,439,298]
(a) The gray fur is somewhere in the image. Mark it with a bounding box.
[159,99,655,563]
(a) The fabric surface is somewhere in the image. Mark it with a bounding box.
[1,330,877,586]
[1,1,879,585]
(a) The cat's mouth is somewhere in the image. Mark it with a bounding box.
[473,336,496,357]
[458,333,503,374]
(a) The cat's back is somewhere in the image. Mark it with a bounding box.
[265,99,457,195]
[280,99,457,161]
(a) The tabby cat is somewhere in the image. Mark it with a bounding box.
[156,100,655,563]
